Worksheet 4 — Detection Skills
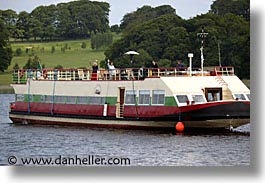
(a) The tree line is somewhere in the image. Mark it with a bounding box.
[105,0,250,79]
[0,0,110,41]
[0,0,250,79]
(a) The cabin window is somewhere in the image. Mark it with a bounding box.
[192,95,206,103]
[41,95,45,103]
[125,90,137,105]
[233,94,246,100]
[66,96,76,104]
[16,94,24,102]
[88,96,105,105]
[205,88,222,102]
[24,94,33,102]
[77,96,88,104]
[45,95,54,103]
[55,96,65,103]
[246,94,251,101]
[176,95,189,104]
[139,90,150,105]
[152,90,165,105]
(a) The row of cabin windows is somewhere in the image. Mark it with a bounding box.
[233,94,250,101]
[125,90,165,105]
[176,93,250,106]
[176,95,206,104]
[15,94,106,105]
[16,90,166,106]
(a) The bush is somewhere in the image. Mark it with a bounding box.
[13,63,20,70]
[81,42,87,49]
[64,43,68,49]
[54,65,63,69]
[158,59,171,68]
[23,57,32,69]
[51,46,55,53]
[15,48,22,56]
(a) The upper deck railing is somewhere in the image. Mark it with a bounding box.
[12,66,234,84]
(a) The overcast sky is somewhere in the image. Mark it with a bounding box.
[0,0,214,25]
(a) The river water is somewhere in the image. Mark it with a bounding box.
[0,94,250,166]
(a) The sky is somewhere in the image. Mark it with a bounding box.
[0,0,214,25]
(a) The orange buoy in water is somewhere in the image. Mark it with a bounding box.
[175,122,184,132]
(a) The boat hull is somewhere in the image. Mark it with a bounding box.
[9,99,250,130]
[9,112,249,130]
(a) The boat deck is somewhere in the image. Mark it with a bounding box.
[12,66,234,84]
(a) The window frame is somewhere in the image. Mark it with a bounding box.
[152,90,165,105]
[233,93,248,101]
[191,94,206,104]
[16,94,25,102]
[125,90,137,105]
[88,96,105,105]
[138,90,150,105]
[175,94,189,106]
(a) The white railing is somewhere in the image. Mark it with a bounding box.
[12,66,233,84]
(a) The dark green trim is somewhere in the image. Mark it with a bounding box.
[165,96,177,106]
[105,97,117,105]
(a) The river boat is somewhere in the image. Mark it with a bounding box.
[8,28,250,131]
[9,64,250,131]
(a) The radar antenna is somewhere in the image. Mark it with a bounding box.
[197,26,208,76]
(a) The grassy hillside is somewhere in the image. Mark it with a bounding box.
[0,39,106,85]
[0,33,123,85]
[11,39,105,69]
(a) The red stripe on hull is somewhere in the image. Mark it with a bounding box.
[14,102,116,117]
[12,100,250,119]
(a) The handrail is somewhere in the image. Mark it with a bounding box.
[214,66,234,76]
[11,66,234,84]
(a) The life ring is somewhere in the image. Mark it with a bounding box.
[43,70,48,79]
[138,68,144,78]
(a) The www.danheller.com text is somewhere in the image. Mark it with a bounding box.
[7,155,131,166]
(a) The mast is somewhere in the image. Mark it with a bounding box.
[197,26,208,76]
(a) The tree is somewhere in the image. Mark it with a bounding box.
[105,4,249,79]
[91,32,113,50]
[210,0,250,21]
[110,24,120,33]
[2,0,111,40]
[0,20,12,72]
[23,57,32,69]
[30,5,57,41]
[0,9,18,38]
[16,11,31,41]
[15,48,22,56]
[120,5,176,32]
[105,14,186,67]
[13,63,20,70]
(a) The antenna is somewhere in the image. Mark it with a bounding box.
[197,26,208,76]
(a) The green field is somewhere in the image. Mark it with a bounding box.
[0,39,107,85]
[0,33,123,85]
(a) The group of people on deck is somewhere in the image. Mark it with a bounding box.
[90,59,185,80]
[91,59,116,80]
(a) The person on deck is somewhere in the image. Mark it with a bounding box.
[91,61,98,80]
[176,60,185,68]
[107,59,116,80]
[151,60,158,76]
